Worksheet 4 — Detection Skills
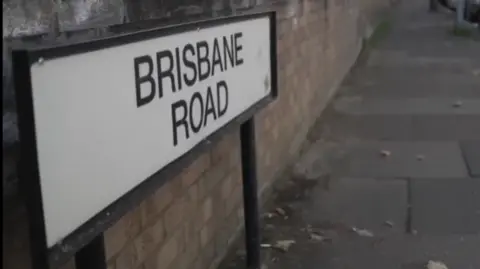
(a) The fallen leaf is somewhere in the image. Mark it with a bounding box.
[309,233,332,243]
[384,220,394,227]
[263,213,275,219]
[274,240,296,252]
[426,260,448,269]
[352,227,374,237]
[275,207,287,216]
[380,150,391,158]
[452,100,463,108]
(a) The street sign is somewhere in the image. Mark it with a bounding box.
[12,12,277,268]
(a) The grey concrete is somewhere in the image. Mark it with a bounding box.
[304,178,408,235]
[460,141,480,177]
[411,179,480,234]
[320,114,480,141]
[334,97,480,115]
[339,142,469,179]
[265,234,480,269]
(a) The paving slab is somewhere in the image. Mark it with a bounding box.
[338,142,469,179]
[460,141,480,178]
[321,113,480,141]
[334,97,480,115]
[304,177,407,235]
[410,179,480,235]
[266,234,480,269]
[411,115,480,141]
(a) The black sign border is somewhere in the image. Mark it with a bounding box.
[12,11,277,269]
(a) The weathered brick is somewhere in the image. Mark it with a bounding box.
[200,241,216,269]
[211,132,239,164]
[104,207,142,260]
[114,243,139,269]
[225,184,243,217]
[201,196,213,223]
[183,222,201,261]
[143,230,184,269]
[164,196,188,234]
[199,219,215,247]
[220,172,234,201]
[133,217,165,264]
[197,164,230,201]
[181,152,211,188]
[139,179,177,227]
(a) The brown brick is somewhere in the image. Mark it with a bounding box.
[225,184,242,218]
[183,222,201,262]
[187,181,199,204]
[164,196,189,234]
[220,173,234,201]
[201,197,213,223]
[104,207,142,260]
[198,164,230,201]
[107,260,116,269]
[181,152,211,187]
[199,219,215,247]
[143,230,183,269]
[133,217,165,264]
[200,241,216,269]
[139,179,177,227]
[114,243,139,269]
[211,132,239,164]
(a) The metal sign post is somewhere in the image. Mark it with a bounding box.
[241,118,261,268]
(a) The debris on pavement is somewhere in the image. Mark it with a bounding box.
[384,220,394,227]
[416,155,425,161]
[261,240,297,252]
[309,232,332,243]
[426,260,448,269]
[275,207,287,217]
[351,227,375,237]
[263,212,275,219]
[452,100,463,108]
[380,150,392,158]
[273,240,296,252]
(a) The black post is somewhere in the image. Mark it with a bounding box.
[75,235,107,269]
[240,118,261,269]
[429,0,439,12]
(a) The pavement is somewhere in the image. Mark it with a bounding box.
[219,1,480,269]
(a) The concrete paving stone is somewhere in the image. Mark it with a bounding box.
[366,51,480,70]
[323,113,480,141]
[304,177,407,235]
[460,141,480,178]
[326,114,414,141]
[410,179,480,235]
[268,233,480,269]
[411,115,480,141]
[338,141,469,179]
[334,97,480,115]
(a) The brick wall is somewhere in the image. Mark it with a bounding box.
[2,1,392,269]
